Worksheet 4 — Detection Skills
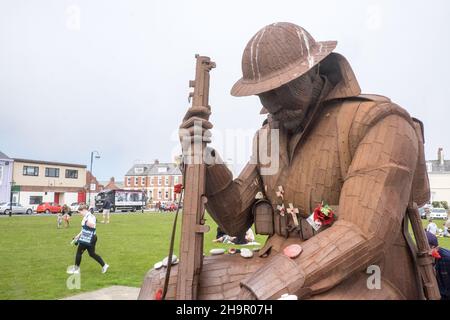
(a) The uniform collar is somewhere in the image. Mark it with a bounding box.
[321,53,361,102]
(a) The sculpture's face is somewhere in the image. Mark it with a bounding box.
[258,67,318,131]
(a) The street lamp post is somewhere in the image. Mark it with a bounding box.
[142,188,145,213]
[88,151,101,209]
[9,181,15,217]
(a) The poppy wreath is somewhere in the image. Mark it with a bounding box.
[313,202,335,226]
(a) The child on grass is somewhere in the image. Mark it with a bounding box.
[57,212,63,229]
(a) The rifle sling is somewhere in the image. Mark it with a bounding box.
[162,165,186,300]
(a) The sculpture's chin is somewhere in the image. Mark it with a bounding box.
[271,105,307,129]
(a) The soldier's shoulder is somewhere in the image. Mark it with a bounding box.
[333,93,414,129]
[334,94,417,153]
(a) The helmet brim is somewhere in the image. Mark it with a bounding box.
[230,40,337,97]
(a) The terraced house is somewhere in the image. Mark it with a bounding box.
[124,159,182,203]
[11,158,87,210]
[0,151,14,203]
[427,148,450,203]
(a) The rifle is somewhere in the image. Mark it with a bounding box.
[175,54,216,300]
[407,201,441,300]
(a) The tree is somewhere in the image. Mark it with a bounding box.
[432,201,442,208]
[441,201,449,210]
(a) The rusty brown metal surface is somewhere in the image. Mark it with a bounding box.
[175,55,215,300]
[231,22,337,97]
[407,202,441,300]
[140,22,436,300]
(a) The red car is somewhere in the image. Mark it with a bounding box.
[36,202,62,214]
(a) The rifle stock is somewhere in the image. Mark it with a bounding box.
[407,202,441,300]
[176,55,215,300]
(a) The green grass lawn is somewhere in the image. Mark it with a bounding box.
[421,218,450,248]
[0,213,448,300]
[0,212,266,300]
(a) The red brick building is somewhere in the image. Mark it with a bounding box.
[124,159,182,203]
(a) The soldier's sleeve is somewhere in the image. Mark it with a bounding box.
[240,111,419,299]
[204,132,263,237]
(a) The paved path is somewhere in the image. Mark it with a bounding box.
[62,285,140,300]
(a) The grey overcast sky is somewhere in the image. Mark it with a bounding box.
[1,0,449,180]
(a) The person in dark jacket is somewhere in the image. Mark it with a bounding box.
[426,231,450,300]
[102,198,112,224]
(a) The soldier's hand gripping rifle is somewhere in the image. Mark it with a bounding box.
[167,54,216,300]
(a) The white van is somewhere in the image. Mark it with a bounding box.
[429,208,448,220]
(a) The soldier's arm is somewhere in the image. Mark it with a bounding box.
[240,114,419,299]
[179,104,263,237]
[205,161,262,237]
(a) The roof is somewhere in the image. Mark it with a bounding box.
[104,180,120,190]
[427,160,450,173]
[13,158,86,168]
[125,162,181,176]
[0,151,11,160]
[115,181,124,188]
[99,180,124,189]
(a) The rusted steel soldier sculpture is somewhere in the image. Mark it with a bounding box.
[140,22,437,300]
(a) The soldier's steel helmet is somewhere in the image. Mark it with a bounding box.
[231,22,337,97]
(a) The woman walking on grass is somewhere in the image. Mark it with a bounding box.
[67,204,109,274]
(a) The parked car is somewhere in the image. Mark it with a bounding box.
[0,202,33,215]
[419,205,431,219]
[69,202,82,213]
[429,207,448,220]
[36,202,62,214]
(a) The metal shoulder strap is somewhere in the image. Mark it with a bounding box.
[161,165,186,300]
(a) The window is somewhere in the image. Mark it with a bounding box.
[158,177,162,186]
[23,166,39,176]
[65,169,78,179]
[135,167,144,174]
[165,177,169,186]
[158,167,168,173]
[127,177,131,186]
[30,196,43,205]
[158,190,162,199]
[141,177,146,186]
[45,167,59,177]
[165,191,169,199]
[135,177,139,185]
[129,193,141,201]
[150,177,153,186]
[174,176,179,184]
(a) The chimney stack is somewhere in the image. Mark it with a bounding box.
[438,148,444,166]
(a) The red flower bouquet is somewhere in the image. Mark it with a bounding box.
[174,183,183,194]
[313,203,335,226]
[431,248,441,260]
